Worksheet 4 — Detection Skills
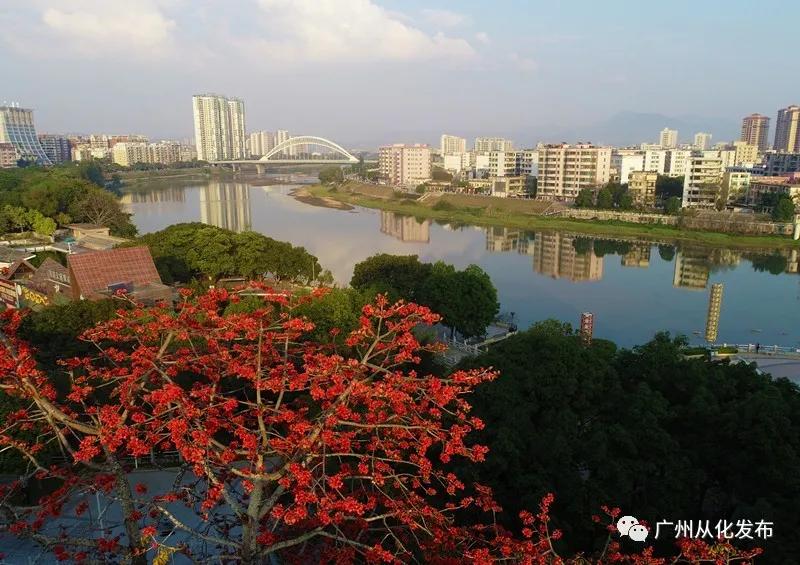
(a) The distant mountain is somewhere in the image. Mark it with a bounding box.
[513,112,741,148]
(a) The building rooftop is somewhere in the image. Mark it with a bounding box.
[0,247,35,264]
[67,246,165,300]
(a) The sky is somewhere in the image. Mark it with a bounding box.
[1,0,799,148]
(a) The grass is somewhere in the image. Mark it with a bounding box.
[307,184,800,250]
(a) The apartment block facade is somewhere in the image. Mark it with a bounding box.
[682,157,724,208]
[774,105,800,152]
[537,143,612,201]
[38,134,71,164]
[192,94,246,161]
[440,134,467,155]
[740,113,770,152]
[627,171,658,208]
[474,137,513,153]
[0,106,51,165]
[378,144,432,187]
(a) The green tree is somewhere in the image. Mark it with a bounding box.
[431,166,452,182]
[318,166,344,185]
[574,188,594,208]
[772,195,796,221]
[419,262,498,338]
[617,190,634,210]
[595,186,614,209]
[750,253,788,275]
[664,196,682,215]
[350,254,432,300]
[415,183,427,194]
[69,187,137,236]
[658,244,676,262]
[656,175,684,199]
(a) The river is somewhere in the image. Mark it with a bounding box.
[122,176,800,348]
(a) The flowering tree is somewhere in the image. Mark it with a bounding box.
[0,287,761,563]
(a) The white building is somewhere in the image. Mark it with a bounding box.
[378,144,432,187]
[682,157,724,208]
[440,134,467,155]
[643,149,668,174]
[0,105,51,165]
[659,128,678,148]
[442,152,472,172]
[488,151,519,177]
[475,137,514,152]
[666,149,693,177]
[612,150,645,184]
[248,131,274,157]
[112,142,149,167]
[192,94,246,161]
[517,149,538,176]
[693,132,712,150]
[537,143,613,201]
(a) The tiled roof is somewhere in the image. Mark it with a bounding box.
[68,246,163,298]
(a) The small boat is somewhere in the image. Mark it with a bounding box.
[751,329,763,333]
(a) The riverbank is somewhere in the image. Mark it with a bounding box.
[117,167,213,185]
[290,187,353,210]
[306,183,800,250]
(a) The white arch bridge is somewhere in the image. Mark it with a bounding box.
[211,135,359,172]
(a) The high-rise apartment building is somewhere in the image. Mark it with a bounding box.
[440,134,466,155]
[474,137,514,153]
[0,105,51,165]
[38,134,71,164]
[774,105,800,152]
[682,156,724,208]
[740,113,770,152]
[274,130,294,157]
[536,143,612,201]
[378,144,432,186]
[659,128,678,148]
[148,142,182,164]
[248,131,274,157]
[731,141,758,166]
[693,132,712,150]
[192,94,246,161]
[380,211,430,243]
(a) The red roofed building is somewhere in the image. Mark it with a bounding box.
[67,246,172,303]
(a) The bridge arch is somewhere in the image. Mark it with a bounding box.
[259,136,358,163]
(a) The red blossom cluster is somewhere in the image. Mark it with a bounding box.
[0,285,762,563]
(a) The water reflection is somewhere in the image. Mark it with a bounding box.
[705,283,724,343]
[532,233,604,282]
[379,211,430,243]
[124,180,800,347]
[200,182,252,233]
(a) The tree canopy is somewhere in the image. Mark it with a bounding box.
[126,223,323,284]
[458,325,800,563]
[318,166,344,185]
[0,289,760,564]
[351,254,499,338]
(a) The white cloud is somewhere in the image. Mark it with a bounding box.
[248,0,475,63]
[475,31,490,45]
[510,52,538,72]
[43,1,176,51]
[4,0,176,58]
[421,8,468,28]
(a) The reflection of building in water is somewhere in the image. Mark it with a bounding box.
[672,250,710,290]
[705,283,724,343]
[788,249,799,274]
[120,187,186,205]
[485,226,520,252]
[707,248,741,270]
[621,244,651,268]
[517,233,536,256]
[379,211,430,243]
[200,183,251,232]
[533,232,603,282]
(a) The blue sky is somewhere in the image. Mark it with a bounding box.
[1,0,798,148]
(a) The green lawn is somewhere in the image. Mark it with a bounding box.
[309,184,800,250]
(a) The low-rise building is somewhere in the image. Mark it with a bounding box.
[0,142,16,168]
[627,171,658,208]
[67,246,172,303]
[721,169,751,205]
[442,152,472,173]
[682,157,724,208]
[489,175,526,198]
[611,150,645,184]
[747,174,800,206]
[732,141,759,166]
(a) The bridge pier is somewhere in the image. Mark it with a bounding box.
[231,163,240,173]
[256,164,265,175]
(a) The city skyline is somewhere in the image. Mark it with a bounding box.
[2,1,799,147]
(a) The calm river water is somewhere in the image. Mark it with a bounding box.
[123,176,800,348]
